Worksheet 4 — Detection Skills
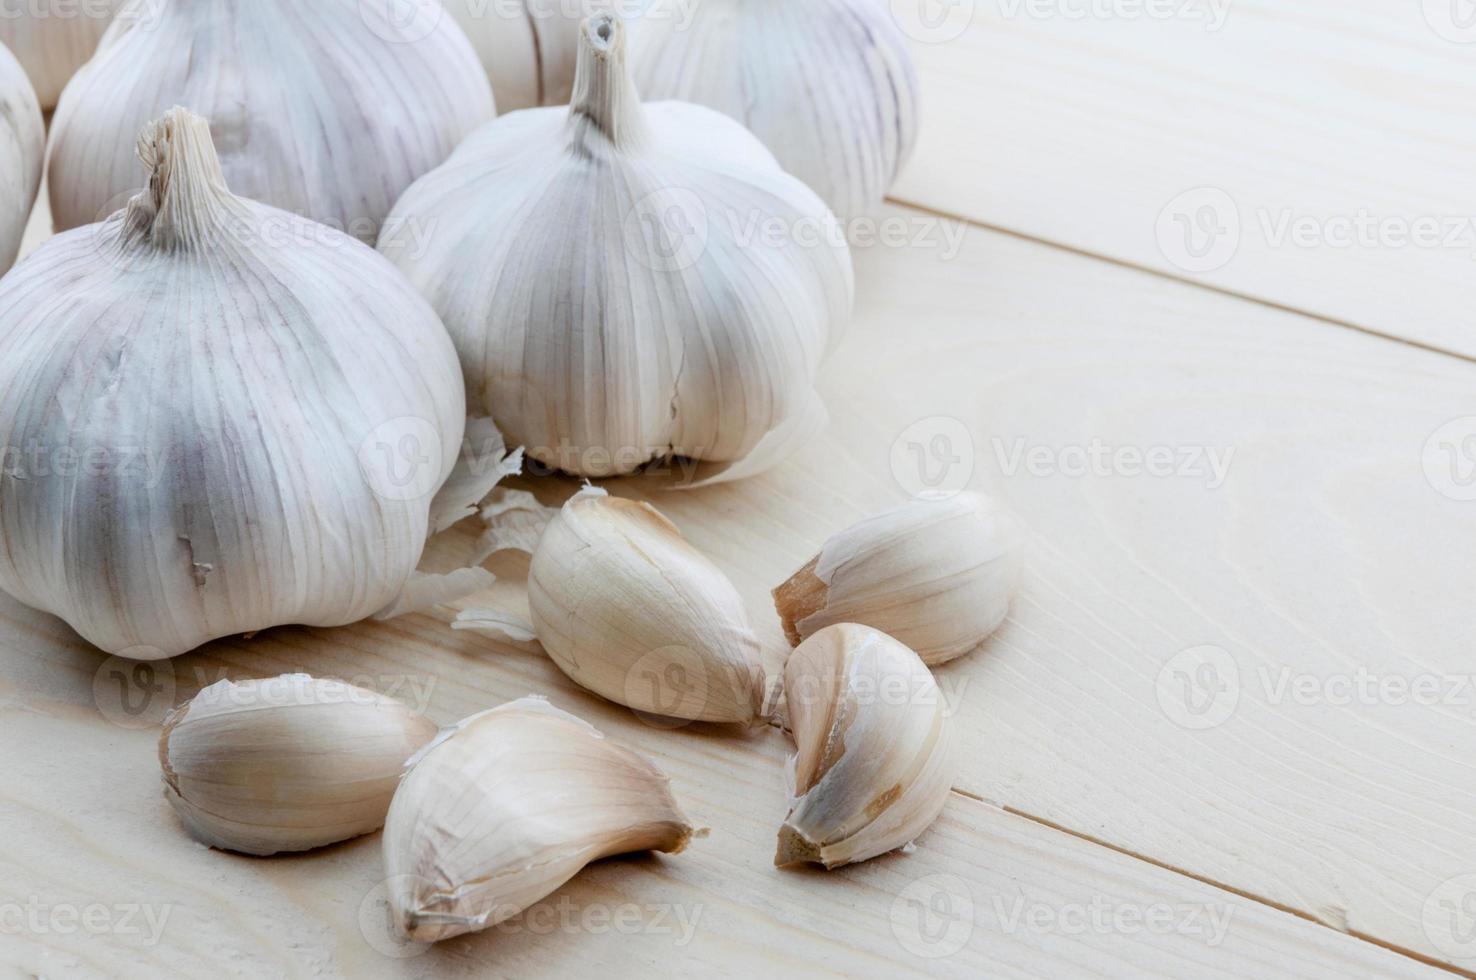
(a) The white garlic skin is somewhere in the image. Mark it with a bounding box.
[775,493,1025,666]
[0,40,44,275]
[0,109,467,658]
[629,0,920,221]
[159,675,439,856]
[381,14,852,479]
[445,0,611,111]
[529,487,771,724]
[0,0,118,109]
[384,697,696,943]
[778,623,957,869]
[48,0,495,241]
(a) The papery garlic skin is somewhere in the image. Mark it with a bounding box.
[159,675,439,856]
[528,487,771,724]
[0,109,466,658]
[0,0,118,109]
[445,0,612,111]
[48,0,494,241]
[778,624,956,869]
[629,0,919,222]
[775,493,1024,666]
[0,41,43,275]
[382,14,852,480]
[384,697,696,943]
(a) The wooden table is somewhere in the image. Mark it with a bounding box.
[4,3,1474,976]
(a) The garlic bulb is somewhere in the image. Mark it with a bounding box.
[381,13,853,480]
[0,40,43,275]
[0,108,467,658]
[629,0,920,221]
[48,0,494,241]
[160,675,439,856]
[0,0,118,110]
[444,0,609,111]
[774,493,1024,666]
[384,697,697,942]
[778,624,956,869]
[528,487,772,724]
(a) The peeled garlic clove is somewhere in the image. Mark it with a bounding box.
[445,0,609,112]
[382,14,853,479]
[529,487,772,724]
[159,675,439,856]
[0,108,468,658]
[0,1,118,110]
[774,493,1024,666]
[0,40,43,275]
[384,697,696,943]
[48,0,494,241]
[777,624,956,869]
[629,0,920,222]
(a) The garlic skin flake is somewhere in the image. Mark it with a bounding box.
[0,109,467,658]
[445,0,609,112]
[775,493,1024,666]
[778,624,957,869]
[384,697,696,943]
[48,0,494,241]
[630,0,920,221]
[0,41,43,275]
[159,675,439,856]
[381,14,853,480]
[0,0,118,110]
[529,487,772,724]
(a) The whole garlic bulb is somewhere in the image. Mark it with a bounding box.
[629,0,920,221]
[778,624,957,869]
[0,108,467,659]
[0,0,118,110]
[381,13,853,480]
[444,0,609,111]
[160,675,439,856]
[0,41,44,275]
[528,487,772,724]
[385,696,697,942]
[774,493,1025,665]
[48,0,495,241]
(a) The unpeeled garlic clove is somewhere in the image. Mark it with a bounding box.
[774,493,1024,666]
[0,39,43,275]
[159,674,439,856]
[0,1,119,110]
[777,623,957,869]
[528,487,773,724]
[384,697,697,943]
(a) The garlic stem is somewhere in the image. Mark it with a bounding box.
[122,108,242,252]
[568,14,647,153]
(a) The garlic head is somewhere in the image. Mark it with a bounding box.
[778,624,957,869]
[775,493,1025,666]
[0,108,467,658]
[48,0,495,241]
[0,0,118,109]
[528,487,773,724]
[159,674,439,856]
[629,0,920,221]
[0,40,43,275]
[384,696,696,943]
[381,13,853,480]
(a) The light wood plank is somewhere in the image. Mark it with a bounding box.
[891,0,1476,355]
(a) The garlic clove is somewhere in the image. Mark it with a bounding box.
[774,493,1025,666]
[0,1,118,110]
[383,696,696,943]
[0,39,44,275]
[528,486,773,724]
[381,13,852,480]
[159,674,439,856]
[776,624,957,869]
[629,0,920,222]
